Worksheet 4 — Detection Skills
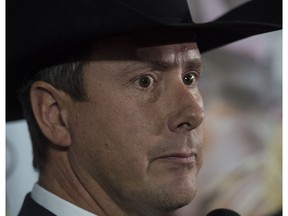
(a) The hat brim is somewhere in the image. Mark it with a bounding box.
[6,0,282,121]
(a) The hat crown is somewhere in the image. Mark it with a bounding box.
[114,0,193,23]
[6,0,282,121]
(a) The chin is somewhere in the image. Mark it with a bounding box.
[168,188,196,210]
[150,180,198,212]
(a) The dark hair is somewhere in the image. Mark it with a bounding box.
[19,62,88,171]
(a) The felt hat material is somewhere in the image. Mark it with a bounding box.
[6,0,282,121]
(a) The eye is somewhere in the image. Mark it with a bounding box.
[182,73,197,86]
[136,75,154,88]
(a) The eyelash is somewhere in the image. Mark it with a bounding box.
[133,71,201,90]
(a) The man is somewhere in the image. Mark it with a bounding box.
[6,0,281,215]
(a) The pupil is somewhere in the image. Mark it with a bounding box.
[139,76,150,87]
[183,74,194,85]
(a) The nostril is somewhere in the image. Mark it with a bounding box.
[178,122,192,130]
[168,102,204,133]
[170,111,204,132]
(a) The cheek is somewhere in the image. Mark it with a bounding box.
[70,92,163,166]
[97,88,166,139]
[68,102,150,187]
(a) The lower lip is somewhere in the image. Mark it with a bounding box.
[158,155,196,165]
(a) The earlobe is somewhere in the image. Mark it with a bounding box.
[30,81,72,147]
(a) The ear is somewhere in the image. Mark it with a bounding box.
[30,81,72,147]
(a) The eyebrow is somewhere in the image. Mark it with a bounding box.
[182,58,204,73]
[122,58,204,74]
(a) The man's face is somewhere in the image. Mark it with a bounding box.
[67,36,204,215]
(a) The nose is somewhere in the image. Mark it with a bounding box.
[167,83,204,133]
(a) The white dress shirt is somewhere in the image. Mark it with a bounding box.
[31,183,97,216]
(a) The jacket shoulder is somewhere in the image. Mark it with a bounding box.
[18,193,56,216]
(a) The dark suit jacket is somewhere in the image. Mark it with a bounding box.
[18,193,56,216]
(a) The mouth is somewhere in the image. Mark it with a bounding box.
[156,153,196,166]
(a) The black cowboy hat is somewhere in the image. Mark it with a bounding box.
[6,0,282,121]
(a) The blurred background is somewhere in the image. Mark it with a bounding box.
[6,1,282,216]
[181,1,282,215]
[179,29,282,216]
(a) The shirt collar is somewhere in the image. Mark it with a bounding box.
[31,183,97,216]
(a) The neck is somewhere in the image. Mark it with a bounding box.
[39,148,113,215]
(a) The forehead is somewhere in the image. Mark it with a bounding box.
[87,31,200,63]
[136,43,200,63]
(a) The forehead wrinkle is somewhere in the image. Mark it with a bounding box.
[119,48,202,75]
[110,43,202,78]
[168,47,202,71]
[162,44,202,68]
